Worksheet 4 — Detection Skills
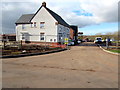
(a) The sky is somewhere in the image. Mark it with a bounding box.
[0,0,119,35]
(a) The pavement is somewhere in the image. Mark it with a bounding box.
[2,42,118,88]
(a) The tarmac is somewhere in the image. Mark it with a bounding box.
[2,42,118,88]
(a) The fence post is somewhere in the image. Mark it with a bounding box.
[20,40,22,50]
[116,40,119,48]
[3,40,6,49]
[45,35,47,50]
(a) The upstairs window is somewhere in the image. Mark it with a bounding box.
[40,22,45,28]
[22,24,25,29]
[59,27,62,32]
[34,22,37,27]
[31,22,33,28]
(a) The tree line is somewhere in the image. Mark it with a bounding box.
[82,31,120,41]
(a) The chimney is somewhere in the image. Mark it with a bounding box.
[42,2,46,7]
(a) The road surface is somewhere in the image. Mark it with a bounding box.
[2,42,118,88]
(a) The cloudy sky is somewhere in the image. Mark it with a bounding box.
[1,0,119,35]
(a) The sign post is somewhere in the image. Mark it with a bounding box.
[64,38,69,49]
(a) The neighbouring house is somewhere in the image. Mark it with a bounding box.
[15,2,70,45]
[70,25,78,44]
[70,28,74,40]
[78,32,83,36]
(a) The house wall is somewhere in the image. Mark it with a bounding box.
[16,7,58,43]
[31,7,58,42]
[57,24,70,43]
[70,26,78,41]
[16,7,70,44]
[70,28,74,40]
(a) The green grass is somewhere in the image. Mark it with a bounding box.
[108,49,120,53]
[111,41,120,43]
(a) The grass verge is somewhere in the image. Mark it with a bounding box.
[108,49,120,53]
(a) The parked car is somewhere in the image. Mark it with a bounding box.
[77,40,81,44]
[68,40,75,46]
[94,37,103,44]
[71,41,75,45]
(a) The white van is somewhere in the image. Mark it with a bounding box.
[94,37,102,43]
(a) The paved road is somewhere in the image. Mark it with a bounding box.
[2,42,118,88]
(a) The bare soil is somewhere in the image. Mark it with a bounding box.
[2,45,62,56]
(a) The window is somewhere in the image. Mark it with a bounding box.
[67,34,69,38]
[59,27,62,30]
[40,22,45,28]
[31,22,33,28]
[54,39,56,42]
[22,34,25,39]
[22,24,25,29]
[40,33,44,41]
[34,22,37,27]
[50,39,52,42]
[58,33,62,41]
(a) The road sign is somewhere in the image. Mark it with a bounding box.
[65,38,68,41]
[64,38,69,44]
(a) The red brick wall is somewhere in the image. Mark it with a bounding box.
[70,28,74,40]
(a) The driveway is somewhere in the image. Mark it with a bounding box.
[2,42,118,88]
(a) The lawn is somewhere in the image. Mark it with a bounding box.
[108,49,120,53]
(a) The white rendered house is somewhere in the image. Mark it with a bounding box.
[15,2,70,44]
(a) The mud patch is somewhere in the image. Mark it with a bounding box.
[87,81,91,83]
[5,62,96,72]
[83,69,96,72]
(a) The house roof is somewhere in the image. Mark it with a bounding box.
[15,3,70,27]
[15,14,34,24]
[70,25,78,35]
[46,7,70,27]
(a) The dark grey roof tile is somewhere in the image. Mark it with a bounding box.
[15,6,70,27]
[46,7,70,27]
[15,14,34,24]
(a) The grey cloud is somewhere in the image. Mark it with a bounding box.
[2,2,38,34]
[1,1,118,34]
